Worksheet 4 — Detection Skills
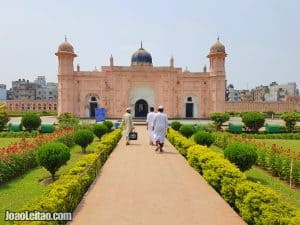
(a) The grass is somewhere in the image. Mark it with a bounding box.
[246,167,300,209]
[0,138,21,147]
[0,140,100,225]
[211,144,300,209]
[258,139,300,152]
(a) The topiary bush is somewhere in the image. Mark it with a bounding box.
[36,142,70,181]
[193,131,214,147]
[179,124,194,138]
[93,124,108,139]
[209,112,230,130]
[241,112,265,133]
[73,129,94,153]
[21,112,41,131]
[171,121,182,131]
[103,120,114,131]
[0,110,9,131]
[55,133,75,148]
[281,112,300,132]
[224,142,258,172]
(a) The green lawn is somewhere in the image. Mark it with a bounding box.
[0,140,100,225]
[258,139,300,152]
[246,167,300,209]
[0,138,21,147]
[211,144,300,209]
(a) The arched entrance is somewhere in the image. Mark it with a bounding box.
[89,97,98,118]
[85,94,100,118]
[184,95,198,118]
[135,99,148,117]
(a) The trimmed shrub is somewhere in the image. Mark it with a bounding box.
[36,142,70,181]
[103,120,114,131]
[193,131,214,147]
[168,129,298,224]
[179,124,194,138]
[242,112,265,133]
[21,113,41,131]
[73,129,94,153]
[171,121,182,131]
[224,143,258,172]
[93,124,109,139]
[58,112,80,129]
[55,133,75,148]
[0,110,9,131]
[167,128,195,156]
[235,181,296,225]
[281,112,300,132]
[12,129,122,225]
[210,112,230,130]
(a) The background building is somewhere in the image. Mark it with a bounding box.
[7,77,57,100]
[227,84,239,102]
[0,84,7,100]
[265,82,298,101]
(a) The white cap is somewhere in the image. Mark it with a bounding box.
[158,105,164,109]
[126,107,131,111]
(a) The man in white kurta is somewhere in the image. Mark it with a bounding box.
[121,107,134,145]
[153,105,169,152]
[146,107,156,145]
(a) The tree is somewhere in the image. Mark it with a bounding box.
[281,112,300,132]
[93,124,108,139]
[0,110,9,131]
[37,142,70,181]
[241,112,265,133]
[73,130,94,153]
[21,113,41,131]
[210,112,230,130]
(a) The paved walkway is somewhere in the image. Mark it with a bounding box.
[69,126,246,225]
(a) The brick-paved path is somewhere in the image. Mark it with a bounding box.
[69,126,246,225]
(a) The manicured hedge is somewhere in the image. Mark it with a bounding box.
[167,128,299,224]
[0,129,74,184]
[12,128,122,225]
[240,132,300,140]
[0,130,39,138]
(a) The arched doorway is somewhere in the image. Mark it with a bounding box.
[135,99,148,117]
[184,95,198,118]
[89,96,98,118]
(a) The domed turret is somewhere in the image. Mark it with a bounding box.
[131,42,152,66]
[57,37,75,53]
[55,37,77,76]
[210,37,225,54]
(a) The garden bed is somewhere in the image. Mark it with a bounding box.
[167,128,300,224]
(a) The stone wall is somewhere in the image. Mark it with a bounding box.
[225,96,300,113]
[1,100,57,111]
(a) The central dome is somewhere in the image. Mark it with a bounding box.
[131,43,152,66]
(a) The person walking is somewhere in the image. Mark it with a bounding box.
[153,105,169,152]
[146,107,156,145]
[121,107,134,145]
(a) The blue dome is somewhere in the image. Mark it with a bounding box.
[131,46,152,66]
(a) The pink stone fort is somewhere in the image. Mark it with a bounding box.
[56,38,226,118]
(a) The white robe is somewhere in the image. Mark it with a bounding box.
[121,112,133,138]
[146,112,156,141]
[153,112,169,143]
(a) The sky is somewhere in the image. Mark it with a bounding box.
[0,0,299,90]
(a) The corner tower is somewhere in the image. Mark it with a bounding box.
[207,38,227,112]
[55,38,77,115]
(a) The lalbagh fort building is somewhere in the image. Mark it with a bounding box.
[56,38,227,118]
